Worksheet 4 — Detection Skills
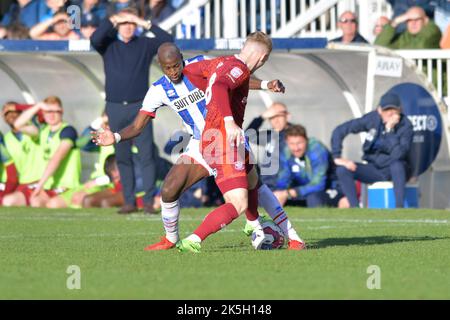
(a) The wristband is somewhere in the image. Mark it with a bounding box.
[114,132,122,144]
[261,80,269,90]
[224,116,234,122]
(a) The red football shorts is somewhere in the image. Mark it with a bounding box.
[201,123,253,194]
[16,183,65,205]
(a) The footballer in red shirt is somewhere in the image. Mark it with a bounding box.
[178,32,306,252]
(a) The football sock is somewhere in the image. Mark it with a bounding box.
[161,200,180,243]
[258,184,302,242]
[245,187,261,227]
[193,203,240,241]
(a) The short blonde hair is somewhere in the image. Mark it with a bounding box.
[245,31,273,52]
[43,96,63,107]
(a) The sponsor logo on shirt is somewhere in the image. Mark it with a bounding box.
[230,67,243,79]
[167,89,176,97]
[234,161,245,171]
[173,89,205,111]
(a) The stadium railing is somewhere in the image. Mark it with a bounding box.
[160,0,392,42]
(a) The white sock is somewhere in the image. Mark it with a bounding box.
[246,218,262,228]
[186,234,202,243]
[161,200,180,243]
[258,184,302,242]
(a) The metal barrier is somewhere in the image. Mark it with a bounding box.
[160,0,392,41]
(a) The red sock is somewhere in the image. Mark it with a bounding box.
[194,203,239,240]
[245,187,259,221]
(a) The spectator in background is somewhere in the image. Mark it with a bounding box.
[375,6,441,49]
[79,19,97,38]
[0,0,16,20]
[141,0,174,26]
[1,102,43,199]
[38,0,68,23]
[440,23,450,48]
[0,132,19,204]
[29,11,80,39]
[1,0,45,29]
[6,22,31,39]
[0,26,6,39]
[330,11,368,44]
[3,96,82,208]
[90,7,172,214]
[170,0,185,9]
[331,92,413,208]
[387,0,434,33]
[272,124,347,208]
[433,0,450,34]
[245,101,290,190]
[373,16,390,37]
[70,0,106,37]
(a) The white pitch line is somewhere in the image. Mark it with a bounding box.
[0,215,448,225]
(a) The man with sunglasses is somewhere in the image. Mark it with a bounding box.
[375,6,441,49]
[330,11,368,44]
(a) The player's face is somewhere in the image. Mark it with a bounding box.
[4,111,20,127]
[379,108,401,124]
[252,52,270,73]
[160,57,183,83]
[286,135,308,159]
[43,104,63,126]
[269,114,288,132]
[407,14,425,35]
[54,19,70,36]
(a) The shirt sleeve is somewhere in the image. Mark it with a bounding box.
[59,126,78,147]
[183,60,211,92]
[140,85,164,117]
[216,62,249,91]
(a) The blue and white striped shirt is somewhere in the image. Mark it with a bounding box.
[140,55,208,140]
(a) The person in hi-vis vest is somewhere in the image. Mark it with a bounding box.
[2,96,81,208]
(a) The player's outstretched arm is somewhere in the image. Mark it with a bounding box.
[92,112,151,146]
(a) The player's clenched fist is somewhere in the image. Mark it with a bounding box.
[267,79,285,93]
[91,124,115,146]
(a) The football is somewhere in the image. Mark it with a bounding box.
[251,220,286,250]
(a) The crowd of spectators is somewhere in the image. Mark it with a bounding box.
[243,94,413,209]
[326,1,450,50]
[0,0,182,40]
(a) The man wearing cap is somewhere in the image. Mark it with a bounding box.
[331,92,414,208]
[245,102,291,188]
[2,96,82,208]
[90,6,173,214]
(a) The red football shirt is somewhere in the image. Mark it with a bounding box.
[183,55,251,130]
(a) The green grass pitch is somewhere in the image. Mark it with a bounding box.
[0,207,449,299]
